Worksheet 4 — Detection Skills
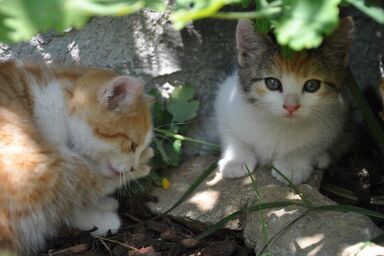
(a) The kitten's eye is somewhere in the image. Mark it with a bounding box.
[265,77,282,91]
[303,80,321,93]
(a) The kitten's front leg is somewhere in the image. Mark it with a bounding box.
[218,135,257,178]
[271,155,313,185]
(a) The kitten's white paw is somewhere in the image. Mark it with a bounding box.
[219,157,256,178]
[271,162,313,185]
[313,153,330,169]
[94,197,119,212]
[72,209,121,236]
[91,212,121,236]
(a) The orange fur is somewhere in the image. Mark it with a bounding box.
[0,61,153,255]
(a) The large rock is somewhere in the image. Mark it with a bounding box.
[148,156,323,230]
[244,185,383,256]
[148,156,384,255]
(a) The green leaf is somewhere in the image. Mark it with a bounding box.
[346,0,384,24]
[275,0,342,51]
[166,85,199,123]
[0,0,163,42]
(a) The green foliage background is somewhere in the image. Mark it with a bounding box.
[0,0,383,51]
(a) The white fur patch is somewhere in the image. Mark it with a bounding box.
[29,78,70,146]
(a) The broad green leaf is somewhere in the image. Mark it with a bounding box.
[166,85,199,123]
[0,0,68,42]
[275,0,342,51]
[0,0,162,42]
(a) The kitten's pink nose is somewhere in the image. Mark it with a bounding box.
[283,104,300,114]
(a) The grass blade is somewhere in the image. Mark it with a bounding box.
[346,68,384,153]
[313,204,384,219]
[195,201,307,240]
[121,161,218,230]
[154,128,220,151]
[259,210,311,255]
[161,161,218,215]
[271,166,313,208]
[245,164,271,254]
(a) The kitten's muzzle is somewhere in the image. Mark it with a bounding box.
[107,161,133,176]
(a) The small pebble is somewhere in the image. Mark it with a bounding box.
[160,229,178,242]
[181,238,200,249]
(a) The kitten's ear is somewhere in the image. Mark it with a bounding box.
[100,76,143,111]
[320,16,354,67]
[236,19,273,65]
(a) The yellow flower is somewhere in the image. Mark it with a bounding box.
[162,178,170,190]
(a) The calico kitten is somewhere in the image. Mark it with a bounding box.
[215,17,353,185]
[0,61,153,255]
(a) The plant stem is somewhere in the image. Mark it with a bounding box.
[154,128,220,150]
[212,7,281,20]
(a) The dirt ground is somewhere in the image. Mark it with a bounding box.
[43,193,252,256]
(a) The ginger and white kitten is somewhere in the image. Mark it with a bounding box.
[215,18,353,185]
[0,61,153,255]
